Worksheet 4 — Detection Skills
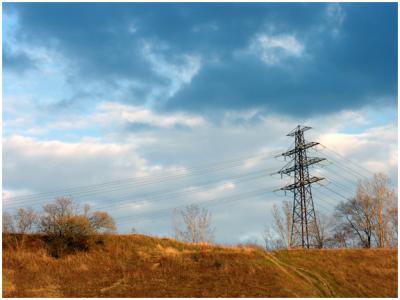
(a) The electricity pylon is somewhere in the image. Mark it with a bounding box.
[276,125,325,249]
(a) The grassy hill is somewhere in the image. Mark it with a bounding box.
[2,234,398,297]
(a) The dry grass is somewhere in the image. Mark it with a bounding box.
[2,234,398,297]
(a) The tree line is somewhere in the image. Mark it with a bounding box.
[263,173,398,249]
[3,172,397,253]
[3,197,116,257]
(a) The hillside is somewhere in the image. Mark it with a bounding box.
[2,234,398,297]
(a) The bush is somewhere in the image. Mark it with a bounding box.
[43,215,95,258]
[39,197,116,257]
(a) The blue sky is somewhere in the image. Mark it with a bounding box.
[2,2,398,243]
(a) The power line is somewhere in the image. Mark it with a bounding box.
[4,151,279,205]
[318,164,360,189]
[319,143,374,176]
[65,170,272,214]
[313,188,343,208]
[114,187,274,226]
[313,201,333,215]
[4,167,276,209]
[316,149,370,180]
[323,177,356,197]
[319,184,349,201]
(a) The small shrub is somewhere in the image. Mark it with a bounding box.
[38,198,116,257]
[43,215,95,257]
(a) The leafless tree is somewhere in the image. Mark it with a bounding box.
[335,195,375,248]
[83,204,91,217]
[40,197,117,236]
[334,179,379,248]
[173,204,214,243]
[385,205,398,248]
[262,226,273,250]
[3,212,15,233]
[262,225,285,251]
[312,211,335,248]
[14,208,38,234]
[366,173,397,248]
[335,173,397,248]
[88,211,116,233]
[40,197,78,236]
[39,198,117,256]
[271,201,292,249]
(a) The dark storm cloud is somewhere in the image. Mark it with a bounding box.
[3,2,397,116]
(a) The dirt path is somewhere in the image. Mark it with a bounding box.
[264,252,336,297]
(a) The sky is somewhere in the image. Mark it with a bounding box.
[2,2,398,244]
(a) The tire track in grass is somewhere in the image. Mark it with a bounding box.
[262,252,319,297]
[265,252,336,297]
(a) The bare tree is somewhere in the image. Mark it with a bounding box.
[83,204,91,217]
[313,211,335,248]
[173,204,214,243]
[262,225,285,251]
[262,226,274,251]
[14,208,38,234]
[40,197,78,236]
[271,201,292,249]
[339,173,398,248]
[386,205,398,248]
[39,197,117,257]
[40,197,117,236]
[335,192,376,248]
[367,173,397,248]
[3,212,15,234]
[88,211,116,233]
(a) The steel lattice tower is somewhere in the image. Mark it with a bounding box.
[276,125,325,249]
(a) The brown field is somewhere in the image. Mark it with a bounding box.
[2,234,398,297]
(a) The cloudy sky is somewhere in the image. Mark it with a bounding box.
[2,2,397,244]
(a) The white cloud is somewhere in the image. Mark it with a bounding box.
[95,102,205,129]
[141,41,202,102]
[128,23,138,34]
[192,22,218,33]
[325,3,345,37]
[247,33,305,65]
[187,182,236,201]
[3,105,397,243]
[3,135,147,192]
[317,124,397,177]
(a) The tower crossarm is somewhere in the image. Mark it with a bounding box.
[278,157,326,176]
[286,125,312,136]
[279,176,325,191]
[280,141,319,157]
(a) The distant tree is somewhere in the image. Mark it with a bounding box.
[39,198,116,256]
[14,208,38,234]
[313,211,335,248]
[335,197,375,248]
[81,204,116,233]
[385,205,398,248]
[327,224,355,248]
[173,204,214,243]
[263,201,293,250]
[262,226,273,250]
[334,173,397,248]
[83,204,91,217]
[88,211,116,233]
[262,225,285,251]
[40,197,78,236]
[3,212,15,234]
[365,173,397,248]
